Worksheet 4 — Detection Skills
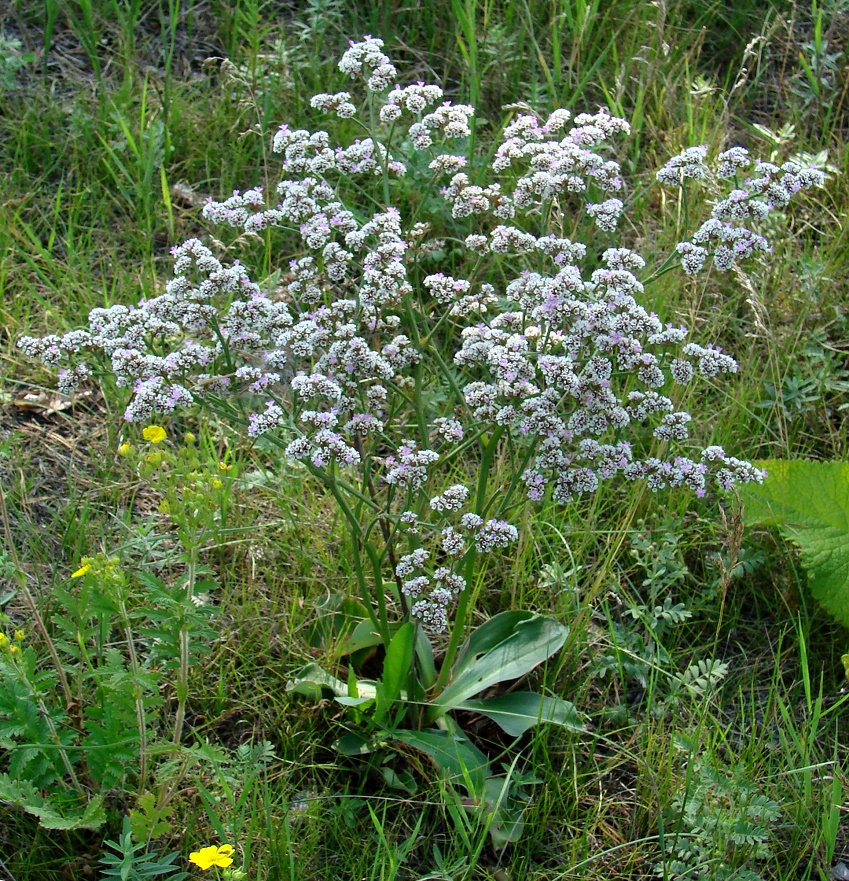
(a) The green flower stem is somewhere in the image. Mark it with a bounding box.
[171,542,197,746]
[304,463,387,644]
[356,437,409,618]
[404,302,471,417]
[483,432,540,521]
[368,91,391,209]
[0,482,75,711]
[645,186,688,286]
[431,425,505,694]
[400,296,435,449]
[114,593,148,792]
[364,539,391,646]
[261,426,380,513]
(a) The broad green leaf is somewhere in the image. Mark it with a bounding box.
[376,621,414,723]
[334,695,375,707]
[414,624,436,688]
[391,729,489,793]
[741,460,849,627]
[335,731,385,756]
[436,614,568,709]
[342,618,390,654]
[453,610,536,675]
[287,663,347,700]
[286,663,377,701]
[456,692,585,737]
[381,766,417,795]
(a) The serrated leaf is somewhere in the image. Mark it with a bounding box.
[741,459,849,627]
[0,773,105,830]
[129,792,171,842]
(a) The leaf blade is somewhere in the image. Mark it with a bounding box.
[742,459,849,626]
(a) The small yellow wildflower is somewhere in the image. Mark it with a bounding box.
[188,844,235,870]
[184,432,197,444]
[218,462,233,473]
[72,563,91,578]
[13,630,24,641]
[842,652,849,681]
[0,634,8,649]
[118,442,134,458]
[143,425,167,444]
[8,645,19,656]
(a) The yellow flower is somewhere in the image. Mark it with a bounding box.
[188,844,235,870]
[143,425,167,444]
[13,630,24,641]
[118,442,134,458]
[218,462,233,473]
[72,563,91,578]
[842,652,849,680]
[8,645,19,656]
[184,432,197,444]
[0,634,8,649]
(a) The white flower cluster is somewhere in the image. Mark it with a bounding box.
[656,146,709,184]
[380,83,443,122]
[310,91,357,118]
[390,505,520,631]
[658,146,825,273]
[450,228,762,502]
[483,109,628,227]
[429,484,470,512]
[338,35,397,92]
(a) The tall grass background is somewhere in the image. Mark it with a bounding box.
[0,0,847,878]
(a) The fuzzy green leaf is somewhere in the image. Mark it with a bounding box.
[741,459,849,627]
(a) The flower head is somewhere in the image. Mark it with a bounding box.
[142,425,167,444]
[188,844,235,870]
[71,563,91,578]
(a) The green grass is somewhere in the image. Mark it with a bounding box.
[0,0,847,878]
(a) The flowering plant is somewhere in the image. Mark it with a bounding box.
[19,36,824,824]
